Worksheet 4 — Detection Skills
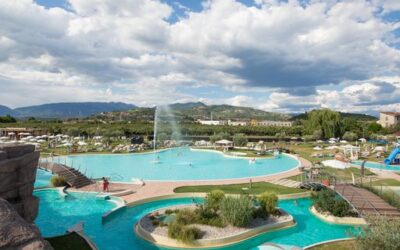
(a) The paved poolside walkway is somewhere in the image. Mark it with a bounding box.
[118,156,311,204]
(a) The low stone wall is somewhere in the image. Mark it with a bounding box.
[0,144,40,222]
[310,206,367,225]
[135,207,295,248]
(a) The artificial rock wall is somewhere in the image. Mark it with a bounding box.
[0,144,39,222]
[0,144,52,250]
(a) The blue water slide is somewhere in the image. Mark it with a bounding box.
[384,147,400,165]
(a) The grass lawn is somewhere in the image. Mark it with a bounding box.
[173,182,306,195]
[370,178,400,186]
[309,240,357,250]
[321,167,375,180]
[46,232,92,250]
[287,167,375,182]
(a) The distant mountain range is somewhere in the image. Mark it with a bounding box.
[0,102,137,118]
[0,101,378,121]
[95,102,291,122]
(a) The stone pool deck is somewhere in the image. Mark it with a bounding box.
[119,156,310,204]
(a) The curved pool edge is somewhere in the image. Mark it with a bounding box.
[303,238,356,249]
[134,207,296,249]
[309,206,367,225]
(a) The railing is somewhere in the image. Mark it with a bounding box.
[357,181,400,212]
[336,183,380,216]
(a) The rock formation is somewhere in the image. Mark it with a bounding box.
[0,198,52,249]
[0,144,52,250]
[0,144,39,222]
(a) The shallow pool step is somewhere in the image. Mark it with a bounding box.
[96,194,110,200]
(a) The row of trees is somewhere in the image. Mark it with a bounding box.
[303,109,387,140]
[0,108,393,140]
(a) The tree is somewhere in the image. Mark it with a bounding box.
[304,109,343,139]
[233,133,248,147]
[0,115,16,123]
[210,132,229,143]
[312,129,323,140]
[342,131,357,141]
[367,123,384,134]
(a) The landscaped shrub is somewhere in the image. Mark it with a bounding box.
[176,208,196,225]
[168,221,182,239]
[196,206,225,227]
[312,189,356,217]
[220,196,253,227]
[50,176,67,187]
[258,192,278,215]
[204,189,225,212]
[356,215,400,250]
[178,226,202,244]
[165,209,179,215]
[167,221,201,244]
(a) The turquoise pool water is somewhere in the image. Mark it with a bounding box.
[34,169,53,188]
[35,190,357,249]
[54,148,299,181]
[34,190,116,237]
[352,161,400,171]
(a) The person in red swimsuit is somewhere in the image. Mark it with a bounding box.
[102,177,109,192]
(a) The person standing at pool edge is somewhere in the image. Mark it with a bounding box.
[102,177,109,192]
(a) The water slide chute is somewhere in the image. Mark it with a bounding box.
[384,147,400,165]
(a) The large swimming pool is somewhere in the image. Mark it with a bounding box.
[352,161,400,171]
[35,190,357,249]
[54,148,299,181]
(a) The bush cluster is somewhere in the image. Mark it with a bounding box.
[258,192,278,215]
[204,189,225,212]
[167,222,202,244]
[312,189,357,217]
[220,196,253,227]
[164,189,281,244]
[50,176,67,187]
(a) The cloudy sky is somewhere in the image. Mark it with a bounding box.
[0,0,399,114]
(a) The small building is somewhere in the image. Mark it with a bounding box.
[227,120,248,126]
[378,112,400,128]
[215,139,233,148]
[257,120,292,127]
[198,120,227,126]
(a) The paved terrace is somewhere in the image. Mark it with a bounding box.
[123,157,309,204]
[335,183,400,217]
[73,156,310,204]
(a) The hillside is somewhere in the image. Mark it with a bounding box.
[0,105,14,116]
[94,102,290,122]
[290,111,377,121]
[0,102,137,118]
